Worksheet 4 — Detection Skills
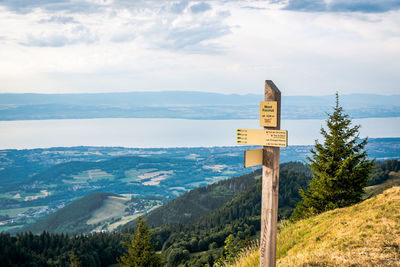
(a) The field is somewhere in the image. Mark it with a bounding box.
[0,139,398,233]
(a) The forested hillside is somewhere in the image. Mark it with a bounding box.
[124,162,313,266]
[124,169,262,229]
[133,160,399,266]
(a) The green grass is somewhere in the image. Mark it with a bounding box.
[0,192,21,199]
[0,206,47,217]
[87,195,129,225]
[0,225,24,232]
[121,168,157,183]
[64,169,114,184]
[28,192,118,234]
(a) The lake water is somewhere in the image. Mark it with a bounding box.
[0,117,399,149]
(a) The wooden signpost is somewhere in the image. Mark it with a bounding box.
[236,80,285,267]
[236,129,287,147]
[244,149,263,168]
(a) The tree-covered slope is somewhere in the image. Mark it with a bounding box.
[125,169,262,229]
[149,161,398,266]
[145,162,312,266]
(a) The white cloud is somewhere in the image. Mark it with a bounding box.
[0,1,399,95]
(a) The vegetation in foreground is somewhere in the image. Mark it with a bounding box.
[293,93,374,220]
[118,217,163,267]
[225,186,400,267]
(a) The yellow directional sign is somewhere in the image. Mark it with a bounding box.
[260,101,277,127]
[236,129,288,147]
[244,149,263,168]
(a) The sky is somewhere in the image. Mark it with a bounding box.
[0,0,399,96]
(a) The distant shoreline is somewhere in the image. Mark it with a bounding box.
[0,92,399,121]
[1,115,400,121]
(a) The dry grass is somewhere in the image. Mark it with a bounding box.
[364,171,400,200]
[226,186,400,267]
[216,242,260,267]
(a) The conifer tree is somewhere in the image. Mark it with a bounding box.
[118,217,163,267]
[223,234,241,264]
[292,93,374,220]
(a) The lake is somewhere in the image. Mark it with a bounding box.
[0,117,399,149]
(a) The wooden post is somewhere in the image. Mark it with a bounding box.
[260,80,281,267]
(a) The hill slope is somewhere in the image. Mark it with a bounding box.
[123,162,311,230]
[151,164,399,266]
[146,163,311,266]
[229,186,400,266]
[26,162,312,236]
[28,192,128,234]
[124,169,262,229]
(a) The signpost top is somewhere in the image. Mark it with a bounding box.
[265,80,281,97]
[264,80,281,130]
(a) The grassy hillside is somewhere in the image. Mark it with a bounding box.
[28,192,121,234]
[228,186,400,266]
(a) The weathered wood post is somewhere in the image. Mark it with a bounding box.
[236,80,286,267]
[260,80,281,266]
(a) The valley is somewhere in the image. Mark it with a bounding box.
[0,138,398,234]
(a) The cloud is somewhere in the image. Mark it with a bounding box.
[38,15,77,24]
[149,5,232,53]
[190,2,212,13]
[170,0,189,14]
[110,33,136,43]
[329,0,400,13]
[2,0,232,51]
[284,0,400,13]
[242,6,268,10]
[162,23,231,53]
[0,0,119,14]
[21,25,97,47]
[284,0,326,12]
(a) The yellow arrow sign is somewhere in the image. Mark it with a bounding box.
[236,129,288,147]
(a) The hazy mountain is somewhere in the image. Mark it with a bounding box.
[0,92,399,120]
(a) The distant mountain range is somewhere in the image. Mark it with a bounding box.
[0,92,399,120]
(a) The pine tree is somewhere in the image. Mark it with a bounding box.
[223,234,241,264]
[69,253,82,267]
[292,93,374,220]
[118,217,163,267]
